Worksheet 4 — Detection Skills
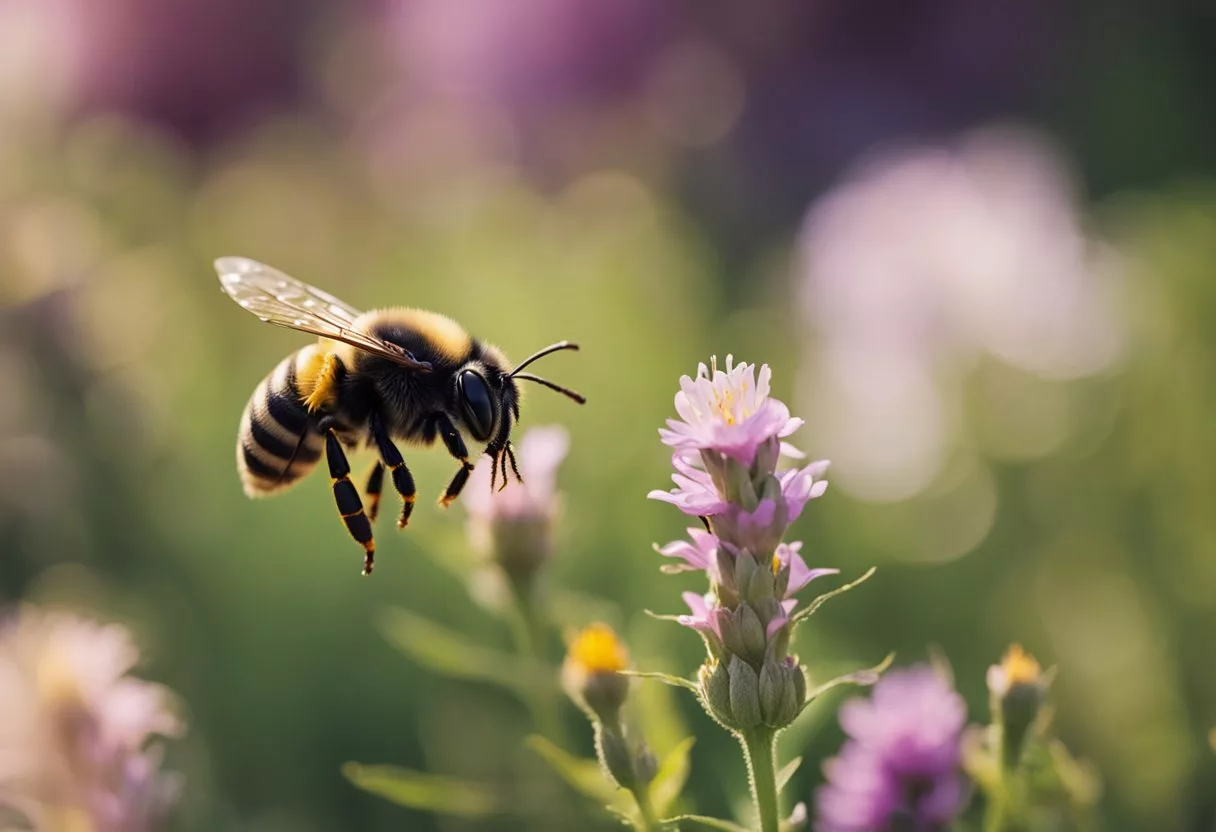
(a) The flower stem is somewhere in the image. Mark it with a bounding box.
[740,728,780,832]
[507,575,566,744]
[630,784,662,832]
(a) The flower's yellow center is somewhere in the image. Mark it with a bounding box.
[35,649,82,708]
[772,554,782,575]
[568,623,629,674]
[709,380,753,426]
[1001,644,1041,685]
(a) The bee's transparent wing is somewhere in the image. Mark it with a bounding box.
[214,256,431,372]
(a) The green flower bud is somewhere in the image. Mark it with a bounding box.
[596,723,638,789]
[701,450,758,510]
[635,741,658,786]
[736,603,767,665]
[733,553,758,599]
[715,546,740,607]
[750,436,781,483]
[987,644,1048,770]
[718,612,748,661]
[745,560,775,604]
[702,660,733,727]
[728,655,763,729]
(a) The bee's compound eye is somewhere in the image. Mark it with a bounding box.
[457,370,495,442]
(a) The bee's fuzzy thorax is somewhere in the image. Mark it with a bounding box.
[362,307,472,363]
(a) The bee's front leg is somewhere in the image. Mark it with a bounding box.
[431,413,474,508]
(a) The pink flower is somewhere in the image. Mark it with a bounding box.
[646,452,730,516]
[659,356,803,466]
[775,542,839,596]
[816,666,968,832]
[0,606,182,832]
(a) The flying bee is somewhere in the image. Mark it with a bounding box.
[215,256,584,576]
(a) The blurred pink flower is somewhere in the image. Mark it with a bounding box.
[464,426,570,578]
[0,606,182,832]
[797,126,1123,503]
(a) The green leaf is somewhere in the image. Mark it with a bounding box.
[620,670,699,692]
[524,735,632,812]
[663,814,751,832]
[650,736,696,815]
[775,755,802,793]
[379,607,551,702]
[799,652,895,715]
[791,567,877,629]
[342,763,498,817]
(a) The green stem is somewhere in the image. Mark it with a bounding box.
[630,785,662,832]
[984,790,1008,832]
[740,729,780,832]
[506,575,566,744]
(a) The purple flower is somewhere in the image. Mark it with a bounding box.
[463,426,569,581]
[0,606,182,832]
[647,452,730,515]
[678,591,725,638]
[659,356,803,466]
[775,542,839,596]
[657,527,721,575]
[816,666,968,832]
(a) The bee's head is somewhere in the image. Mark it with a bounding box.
[457,340,584,490]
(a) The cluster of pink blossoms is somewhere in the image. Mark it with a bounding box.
[649,357,833,732]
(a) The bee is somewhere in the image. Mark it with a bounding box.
[215,256,584,575]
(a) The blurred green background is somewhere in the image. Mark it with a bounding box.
[1,2,1215,830]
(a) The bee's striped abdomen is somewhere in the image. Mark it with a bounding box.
[237,349,324,497]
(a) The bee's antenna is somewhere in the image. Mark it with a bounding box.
[510,341,579,376]
[513,372,586,404]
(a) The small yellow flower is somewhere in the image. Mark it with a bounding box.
[567,623,629,675]
[1002,644,1041,685]
[563,624,631,723]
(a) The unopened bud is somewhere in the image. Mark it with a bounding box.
[702,660,734,728]
[987,644,1047,769]
[735,603,767,665]
[596,723,637,789]
[750,436,781,483]
[728,655,763,729]
[758,656,802,728]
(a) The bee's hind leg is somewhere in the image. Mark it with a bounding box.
[364,461,384,522]
[368,412,417,528]
[321,422,375,575]
[431,413,474,508]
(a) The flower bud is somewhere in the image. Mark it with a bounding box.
[728,655,763,729]
[563,623,631,724]
[463,426,569,592]
[596,723,639,789]
[750,436,781,483]
[735,603,767,665]
[987,644,1046,769]
[701,659,734,727]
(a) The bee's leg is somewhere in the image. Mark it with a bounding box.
[368,413,417,529]
[323,426,375,575]
[432,413,475,508]
[365,461,385,523]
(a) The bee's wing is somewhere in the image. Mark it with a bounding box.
[214,256,432,372]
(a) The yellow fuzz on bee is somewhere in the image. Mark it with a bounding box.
[1001,644,1041,685]
[300,350,339,412]
[567,623,629,675]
